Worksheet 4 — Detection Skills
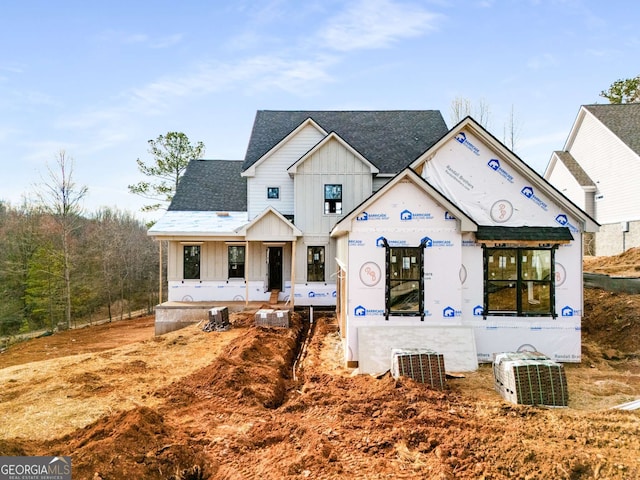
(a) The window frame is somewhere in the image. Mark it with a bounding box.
[267,186,280,199]
[183,245,201,280]
[482,245,556,317]
[228,245,246,279]
[307,246,325,282]
[382,238,425,320]
[324,184,343,215]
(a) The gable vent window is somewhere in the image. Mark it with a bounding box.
[324,184,342,215]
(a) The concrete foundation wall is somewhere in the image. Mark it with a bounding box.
[595,220,640,256]
[155,305,212,335]
[357,325,478,374]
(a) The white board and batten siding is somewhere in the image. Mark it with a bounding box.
[246,124,325,220]
[567,111,640,224]
[293,137,374,235]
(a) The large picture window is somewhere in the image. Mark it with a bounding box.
[324,184,342,214]
[228,245,245,278]
[307,246,325,282]
[183,245,201,280]
[385,245,424,318]
[484,247,555,316]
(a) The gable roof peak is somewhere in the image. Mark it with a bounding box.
[243,110,448,174]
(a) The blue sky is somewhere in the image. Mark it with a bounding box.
[1,0,637,221]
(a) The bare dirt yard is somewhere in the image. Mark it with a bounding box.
[1,249,639,479]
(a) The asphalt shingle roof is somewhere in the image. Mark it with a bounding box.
[584,103,640,156]
[553,150,596,187]
[168,159,247,211]
[476,226,574,242]
[242,110,448,174]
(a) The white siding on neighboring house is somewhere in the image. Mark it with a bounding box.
[546,155,588,212]
[568,112,640,224]
[246,124,325,219]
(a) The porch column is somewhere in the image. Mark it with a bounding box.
[158,240,162,304]
[245,240,249,307]
[290,239,296,308]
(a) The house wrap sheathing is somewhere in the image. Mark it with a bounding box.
[331,117,598,373]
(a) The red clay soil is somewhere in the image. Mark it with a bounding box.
[1,271,639,478]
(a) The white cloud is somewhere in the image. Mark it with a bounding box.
[98,30,183,49]
[526,53,558,70]
[319,0,441,52]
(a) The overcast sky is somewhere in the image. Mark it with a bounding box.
[1,0,637,222]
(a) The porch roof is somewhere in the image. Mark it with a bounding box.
[147,210,249,237]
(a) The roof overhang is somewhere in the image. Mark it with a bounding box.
[475,225,573,247]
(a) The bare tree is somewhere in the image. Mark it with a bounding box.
[502,104,522,153]
[450,97,491,128]
[35,151,87,329]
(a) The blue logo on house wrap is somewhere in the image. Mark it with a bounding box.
[444,211,456,220]
[420,236,453,248]
[473,305,484,316]
[309,291,331,298]
[354,305,384,316]
[520,186,549,211]
[562,305,574,317]
[555,214,579,233]
[487,158,514,183]
[357,211,388,221]
[400,209,433,221]
[454,132,480,156]
[443,306,461,317]
[377,237,408,247]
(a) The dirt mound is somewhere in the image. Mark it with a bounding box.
[162,315,303,409]
[583,288,640,356]
[583,246,640,277]
[45,406,209,480]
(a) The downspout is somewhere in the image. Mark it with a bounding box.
[290,239,296,308]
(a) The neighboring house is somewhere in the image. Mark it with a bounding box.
[330,117,597,373]
[148,110,448,333]
[544,103,640,256]
[148,111,598,373]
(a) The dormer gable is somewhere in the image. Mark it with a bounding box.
[241,118,327,178]
[287,131,380,177]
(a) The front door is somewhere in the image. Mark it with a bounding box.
[268,247,283,291]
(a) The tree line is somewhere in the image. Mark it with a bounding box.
[0,200,159,336]
[0,152,161,337]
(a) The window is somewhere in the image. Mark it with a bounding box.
[324,184,342,214]
[267,187,279,199]
[228,245,245,278]
[183,245,201,280]
[307,246,325,282]
[385,245,424,317]
[484,247,555,316]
